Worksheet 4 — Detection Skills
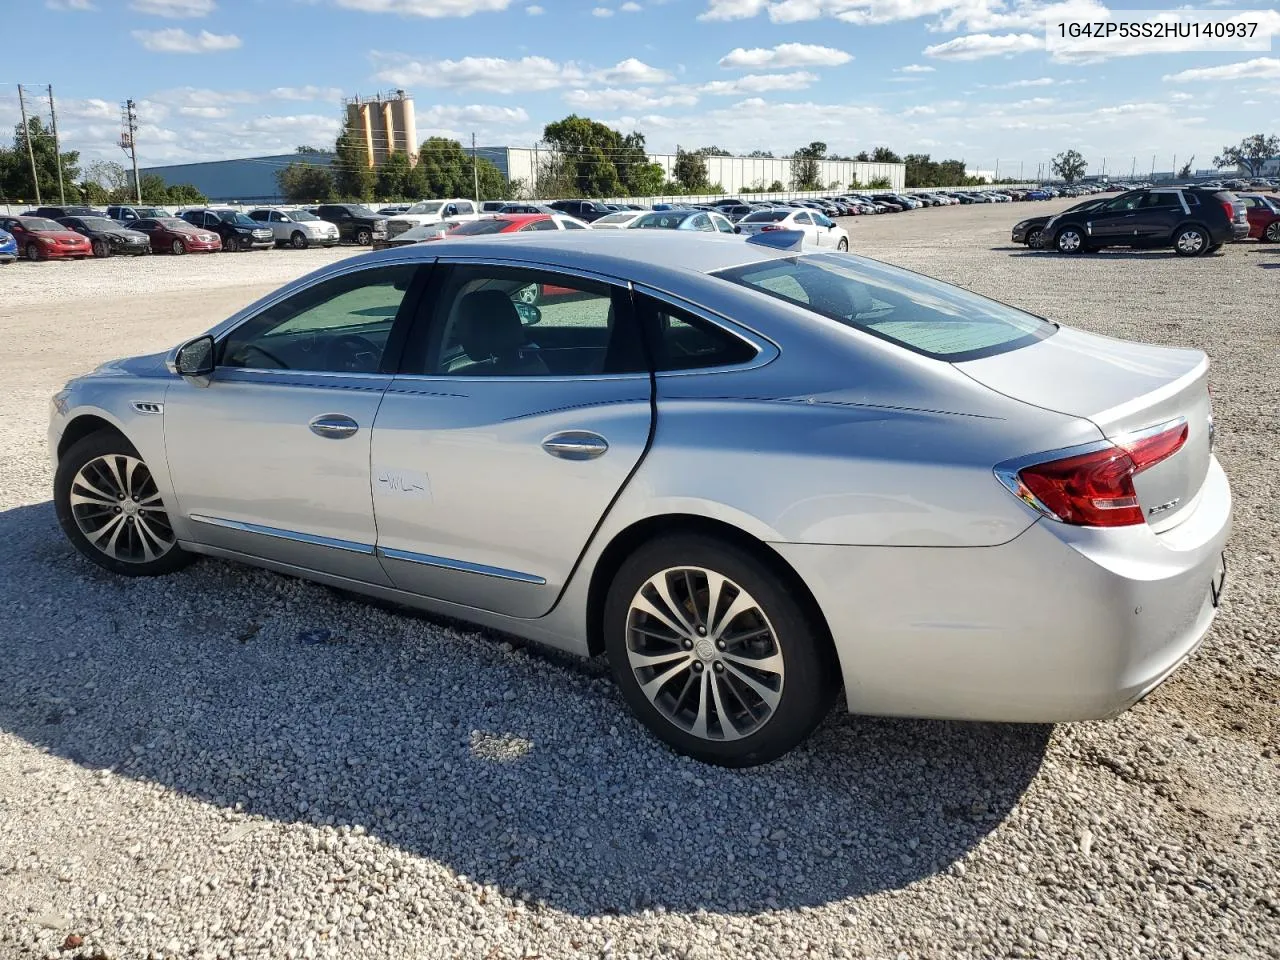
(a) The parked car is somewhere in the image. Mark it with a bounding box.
[547,199,615,223]
[247,208,342,249]
[105,205,173,224]
[0,227,15,264]
[57,215,152,257]
[1042,187,1248,256]
[630,209,737,234]
[28,205,105,220]
[130,217,222,254]
[1012,197,1109,248]
[376,205,411,216]
[0,215,92,261]
[372,221,461,249]
[384,199,482,240]
[420,214,592,241]
[498,203,559,215]
[48,231,1231,766]
[714,204,754,222]
[734,208,849,249]
[481,201,511,213]
[316,204,389,246]
[1235,193,1280,242]
[180,209,274,252]
[591,210,646,229]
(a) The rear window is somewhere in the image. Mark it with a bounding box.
[741,210,789,223]
[451,219,510,236]
[714,253,1055,362]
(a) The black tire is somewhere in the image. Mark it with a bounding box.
[603,534,838,767]
[54,431,195,578]
[355,227,373,246]
[1055,226,1086,254]
[837,237,849,251]
[1173,225,1208,257]
[171,238,186,255]
[1266,221,1280,243]
[223,234,239,253]
[1025,227,1042,248]
[92,239,108,258]
[290,231,308,249]
[25,242,41,262]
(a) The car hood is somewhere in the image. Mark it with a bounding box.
[91,350,172,379]
[40,230,90,242]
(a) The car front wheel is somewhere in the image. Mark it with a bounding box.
[604,535,837,767]
[837,237,849,251]
[1025,228,1042,247]
[54,431,194,577]
[1173,225,1208,257]
[290,231,308,249]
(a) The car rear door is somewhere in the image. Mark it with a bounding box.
[369,259,653,619]
[1133,191,1185,243]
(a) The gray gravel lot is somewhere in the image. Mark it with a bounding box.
[0,207,1277,960]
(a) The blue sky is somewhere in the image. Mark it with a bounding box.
[4,0,1279,176]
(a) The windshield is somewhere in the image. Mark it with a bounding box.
[595,212,637,224]
[21,218,64,231]
[714,253,1055,362]
[407,201,444,215]
[216,212,259,227]
[632,211,694,229]
[138,208,169,218]
[284,209,319,221]
[451,219,511,236]
[742,210,790,223]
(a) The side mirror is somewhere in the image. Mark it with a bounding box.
[174,335,215,378]
[828,223,835,230]
[514,302,542,326]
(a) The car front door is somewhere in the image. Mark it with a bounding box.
[1086,191,1142,242]
[369,261,653,618]
[1133,191,1185,243]
[792,210,818,244]
[811,213,837,247]
[163,262,430,581]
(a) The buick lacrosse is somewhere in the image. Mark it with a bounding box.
[49,231,1230,766]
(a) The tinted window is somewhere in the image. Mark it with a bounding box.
[741,210,789,223]
[714,253,1054,362]
[134,219,157,230]
[520,218,558,231]
[561,219,587,229]
[715,217,735,234]
[633,212,693,230]
[451,219,511,236]
[794,212,813,225]
[1140,193,1181,210]
[1103,193,1142,211]
[221,265,417,374]
[425,265,644,377]
[637,295,758,372]
[248,210,268,221]
[691,214,713,231]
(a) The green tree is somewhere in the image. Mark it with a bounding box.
[542,115,629,196]
[276,161,334,203]
[295,145,326,154]
[138,173,171,203]
[868,176,892,189]
[166,183,207,205]
[413,137,506,200]
[1051,149,1088,183]
[79,180,109,205]
[696,145,733,156]
[627,162,666,196]
[1176,156,1194,180]
[767,179,785,192]
[374,151,413,200]
[333,130,375,200]
[85,159,129,193]
[748,149,774,158]
[854,151,870,162]
[673,148,709,192]
[1213,134,1279,178]
[0,117,80,202]
[871,147,901,164]
[791,141,826,190]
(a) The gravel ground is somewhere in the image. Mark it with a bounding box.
[1,207,1277,960]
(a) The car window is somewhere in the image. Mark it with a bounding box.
[248,211,267,221]
[561,219,587,229]
[424,265,645,378]
[520,218,558,231]
[794,212,813,225]
[1140,193,1181,210]
[714,215,736,234]
[714,253,1055,362]
[813,214,834,228]
[691,214,713,231]
[1103,193,1142,211]
[134,219,156,230]
[455,202,475,215]
[220,265,418,374]
[636,295,758,372]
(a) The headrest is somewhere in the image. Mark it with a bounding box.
[457,290,525,361]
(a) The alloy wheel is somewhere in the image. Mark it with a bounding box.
[171,238,185,255]
[625,566,784,742]
[1175,228,1205,255]
[291,231,307,249]
[1267,222,1280,243]
[69,454,176,564]
[1026,228,1042,247]
[1057,229,1082,253]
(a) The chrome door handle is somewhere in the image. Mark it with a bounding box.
[309,414,359,439]
[542,431,609,460]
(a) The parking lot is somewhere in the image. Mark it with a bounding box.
[1,200,1276,959]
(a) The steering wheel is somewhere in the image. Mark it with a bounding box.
[325,334,381,373]
[239,343,288,369]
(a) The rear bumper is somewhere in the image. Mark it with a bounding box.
[773,456,1232,723]
[1230,223,1251,240]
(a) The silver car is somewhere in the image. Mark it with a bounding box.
[246,208,341,249]
[48,231,1231,766]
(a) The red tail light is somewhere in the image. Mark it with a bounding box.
[997,419,1188,527]
[1221,200,1234,222]
[760,224,782,232]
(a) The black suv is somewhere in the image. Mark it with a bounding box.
[1042,187,1249,256]
[547,199,613,223]
[316,204,389,245]
[180,209,274,252]
[28,205,105,219]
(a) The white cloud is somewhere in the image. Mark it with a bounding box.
[699,71,819,94]
[718,42,852,69]
[621,1,642,9]
[1163,57,1280,83]
[564,87,698,110]
[59,98,116,121]
[178,105,230,118]
[149,86,259,107]
[374,55,587,92]
[132,28,241,52]
[417,104,531,125]
[924,32,1042,60]
[698,0,767,20]
[592,5,613,13]
[594,57,673,83]
[334,0,512,15]
[129,0,215,16]
[1169,91,1194,101]
[697,0,1111,31]
[525,2,543,9]
[897,63,934,73]
[269,85,344,102]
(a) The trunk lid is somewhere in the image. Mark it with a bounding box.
[957,327,1213,531]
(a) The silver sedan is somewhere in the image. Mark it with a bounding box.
[48,231,1231,766]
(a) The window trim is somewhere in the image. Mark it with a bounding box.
[632,283,777,378]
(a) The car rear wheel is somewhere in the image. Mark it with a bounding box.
[171,238,186,255]
[1266,221,1280,243]
[1055,227,1085,253]
[25,242,41,262]
[355,227,373,245]
[54,432,194,578]
[92,239,108,258]
[1173,225,1208,257]
[604,534,838,767]
[290,231,308,249]
[223,234,239,252]
[837,237,848,251]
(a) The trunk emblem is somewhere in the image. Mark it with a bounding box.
[1148,498,1181,517]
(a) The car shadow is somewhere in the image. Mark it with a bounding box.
[0,500,1050,917]
[1004,248,1200,260]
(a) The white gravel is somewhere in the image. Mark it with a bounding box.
[0,211,1277,960]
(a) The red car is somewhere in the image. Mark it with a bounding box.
[427,215,588,299]
[131,217,223,254]
[1237,193,1280,242]
[0,215,92,261]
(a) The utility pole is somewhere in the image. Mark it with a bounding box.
[120,99,141,203]
[471,132,480,203]
[48,85,65,204]
[1130,157,1136,178]
[17,84,41,205]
